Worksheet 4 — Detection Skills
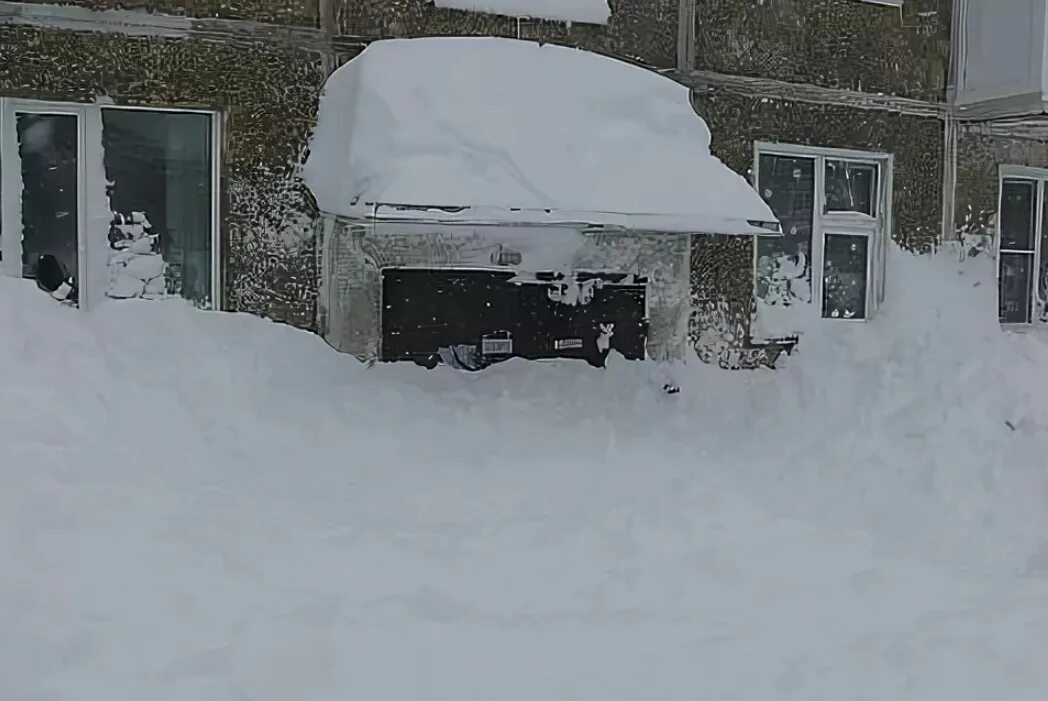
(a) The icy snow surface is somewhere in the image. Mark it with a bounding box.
[303,37,776,235]
[433,0,610,24]
[3,246,1048,700]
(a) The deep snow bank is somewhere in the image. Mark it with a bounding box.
[303,37,775,234]
[2,247,1048,700]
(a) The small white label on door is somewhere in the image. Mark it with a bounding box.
[482,337,513,355]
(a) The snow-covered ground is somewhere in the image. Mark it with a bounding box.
[2,246,1048,700]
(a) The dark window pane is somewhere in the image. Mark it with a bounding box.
[1000,179,1036,251]
[756,154,814,305]
[1040,194,1048,322]
[101,109,213,305]
[999,252,1033,324]
[822,233,868,320]
[17,113,79,286]
[824,160,878,216]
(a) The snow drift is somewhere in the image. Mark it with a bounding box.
[303,37,776,235]
[2,246,1048,700]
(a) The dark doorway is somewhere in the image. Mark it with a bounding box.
[16,113,79,292]
[380,268,647,369]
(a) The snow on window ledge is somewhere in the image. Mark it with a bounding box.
[433,0,611,25]
[855,0,903,7]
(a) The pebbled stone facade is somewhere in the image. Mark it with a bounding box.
[688,85,944,360]
[694,89,944,254]
[1,24,334,328]
[954,124,1048,251]
[16,0,320,26]
[339,0,679,68]
[694,0,952,101]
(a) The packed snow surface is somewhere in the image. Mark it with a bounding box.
[3,246,1048,700]
[434,0,610,24]
[303,37,776,235]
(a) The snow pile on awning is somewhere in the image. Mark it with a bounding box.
[304,37,778,235]
[434,0,610,24]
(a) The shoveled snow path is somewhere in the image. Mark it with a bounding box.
[2,248,1048,700]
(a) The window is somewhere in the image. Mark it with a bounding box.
[102,109,215,306]
[996,167,1048,325]
[1,99,220,309]
[754,143,891,322]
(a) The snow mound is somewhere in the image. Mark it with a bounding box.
[303,37,776,234]
[3,246,1048,700]
[434,0,610,24]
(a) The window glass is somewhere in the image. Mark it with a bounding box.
[756,154,815,305]
[822,233,868,320]
[101,109,213,305]
[824,160,878,216]
[1039,192,1048,320]
[15,114,80,291]
[1000,252,1034,324]
[1000,179,1036,251]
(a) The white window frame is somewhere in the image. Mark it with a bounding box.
[752,142,894,322]
[997,165,1048,327]
[0,98,222,310]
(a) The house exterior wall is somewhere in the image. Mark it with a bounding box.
[9,0,1035,364]
[15,0,320,25]
[0,23,338,328]
[694,0,952,101]
[339,0,679,68]
[954,125,1048,250]
[687,85,944,364]
[695,89,945,254]
[331,0,954,366]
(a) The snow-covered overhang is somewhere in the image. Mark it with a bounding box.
[343,203,781,236]
[303,37,779,237]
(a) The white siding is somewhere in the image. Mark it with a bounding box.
[955,0,1045,112]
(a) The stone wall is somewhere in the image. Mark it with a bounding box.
[695,0,951,100]
[0,24,333,328]
[17,0,320,26]
[687,85,944,360]
[339,0,679,68]
[954,125,1048,251]
[695,88,944,253]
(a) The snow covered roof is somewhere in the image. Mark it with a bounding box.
[433,0,611,24]
[303,37,779,236]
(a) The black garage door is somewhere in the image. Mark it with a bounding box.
[380,268,647,368]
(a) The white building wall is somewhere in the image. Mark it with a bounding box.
[955,0,1046,117]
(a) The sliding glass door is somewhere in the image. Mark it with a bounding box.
[1,103,85,303]
[0,99,219,309]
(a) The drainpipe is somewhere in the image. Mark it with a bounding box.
[319,0,337,77]
[941,0,963,244]
[677,0,696,73]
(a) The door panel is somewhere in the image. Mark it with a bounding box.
[15,112,80,285]
[380,268,647,367]
[2,105,83,301]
